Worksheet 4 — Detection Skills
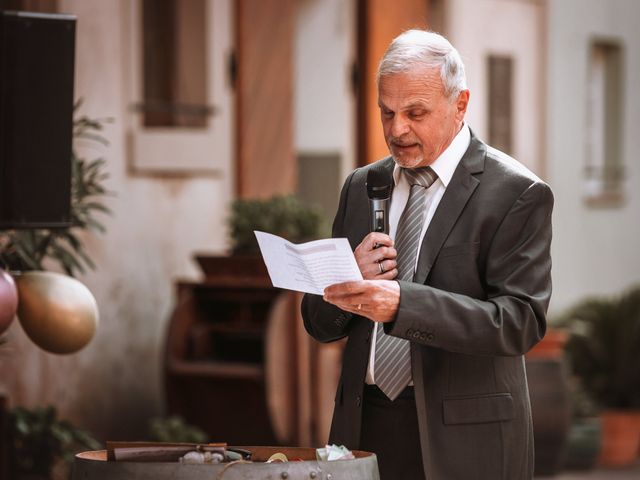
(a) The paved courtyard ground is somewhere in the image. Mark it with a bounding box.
[542,462,640,479]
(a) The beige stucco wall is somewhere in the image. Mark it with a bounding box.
[0,0,357,443]
[546,0,640,312]
[1,0,232,440]
[445,0,546,176]
[295,0,356,181]
[443,0,640,313]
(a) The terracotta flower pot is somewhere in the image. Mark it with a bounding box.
[526,328,569,360]
[598,410,640,467]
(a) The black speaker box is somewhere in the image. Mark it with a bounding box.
[0,10,76,228]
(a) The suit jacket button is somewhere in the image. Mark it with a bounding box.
[356,395,361,407]
[413,331,421,340]
[426,333,434,341]
[420,333,427,341]
[407,329,414,336]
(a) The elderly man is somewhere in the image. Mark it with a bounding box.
[301,30,553,480]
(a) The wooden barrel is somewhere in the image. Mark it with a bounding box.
[72,446,380,480]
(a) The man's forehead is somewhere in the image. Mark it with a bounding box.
[378,69,444,106]
[378,65,441,83]
[377,97,429,109]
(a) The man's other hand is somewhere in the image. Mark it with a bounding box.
[354,232,398,280]
[323,280,400,323]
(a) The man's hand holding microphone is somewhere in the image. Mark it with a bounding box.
[323,166,401,323]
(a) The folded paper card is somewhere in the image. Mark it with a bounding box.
[254,231,362,295]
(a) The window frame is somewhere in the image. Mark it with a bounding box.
[584,38,625,207]
[126,0,234,174]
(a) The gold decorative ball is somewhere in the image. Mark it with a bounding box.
[16,271,99,354]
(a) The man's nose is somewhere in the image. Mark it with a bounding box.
[389,115,410,137]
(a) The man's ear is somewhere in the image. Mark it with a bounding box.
[456,89,470,119]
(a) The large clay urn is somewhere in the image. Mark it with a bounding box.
[526,328,572,476]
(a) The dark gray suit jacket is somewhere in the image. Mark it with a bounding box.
[301,132,553,480]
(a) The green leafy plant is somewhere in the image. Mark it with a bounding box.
[557,285,640,410]
[568,378,599,419]
[0,101,112,277]
[228,195,329,254]
[148,415,208,444]
[9,405,101,479]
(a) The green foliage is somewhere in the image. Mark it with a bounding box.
[9,405,101,478]
[569,378,599,419]
[148,415,208,444]
[0,100,112,277]
[229,195,329,254]
[556,285,640,410]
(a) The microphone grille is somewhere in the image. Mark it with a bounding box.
[366,164,392,199]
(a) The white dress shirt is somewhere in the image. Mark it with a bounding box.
[365,124,471,385]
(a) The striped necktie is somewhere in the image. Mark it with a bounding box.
[374,166,438,400]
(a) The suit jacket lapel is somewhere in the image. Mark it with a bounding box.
[382,156,396,181]
[413,133,486,285]
[379,156,396,198]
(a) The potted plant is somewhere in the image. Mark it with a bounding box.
[194,195,328,280]
[0,104,112,276]
[8,405,100,480]
[148,415,207,444]
[558,286,640,467]
[562,380,602,471]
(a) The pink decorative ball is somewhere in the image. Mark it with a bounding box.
[0,268,18,334]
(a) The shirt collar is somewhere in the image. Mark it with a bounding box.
[393,123,470,188]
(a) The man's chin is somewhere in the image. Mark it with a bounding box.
[391,153,425,169]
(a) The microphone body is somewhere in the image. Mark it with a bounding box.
[366,165,392,235]
[369,197,390,234]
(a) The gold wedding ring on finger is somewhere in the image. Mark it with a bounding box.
[378,260,385,274]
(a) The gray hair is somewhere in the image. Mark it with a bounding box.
[377,30,467,100]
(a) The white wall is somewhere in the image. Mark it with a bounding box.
[0,0,359,441]
[295,0,356,181]
[446,0,546,175]
[445,0,640,312]
[546,0,640,312]
[0,0,232,440]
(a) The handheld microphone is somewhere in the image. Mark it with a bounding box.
[366,165,392,234]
